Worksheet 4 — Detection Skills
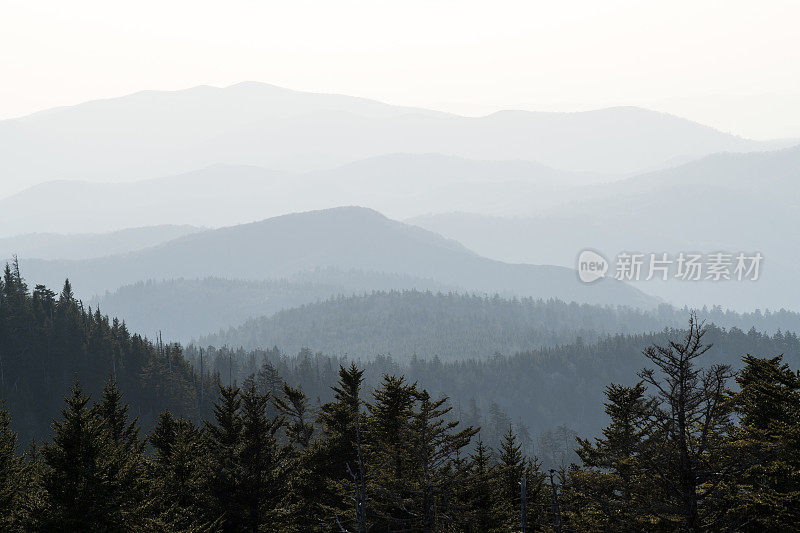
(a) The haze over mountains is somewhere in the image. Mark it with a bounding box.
[17,207,654,311]
[0,155,587,235]
[411,145,800,311]
[0,225,201,260]
[2,82,792,198]
[3,81,799,328]
[198,290,800,361]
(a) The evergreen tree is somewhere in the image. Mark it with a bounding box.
[274,382,314,448]
[0,402,26,530]
[149,411,214,531]
[365,374,418,529]
[721,355,800,530]
[239,378,284,531]
[406,389,477,531]
[97,379,142,450]
[565,383,657,531]
[315,364,366,529]
[40,381,147,532]
[494,426,544,530]
[204,383,245,531]
[460,439,504,532]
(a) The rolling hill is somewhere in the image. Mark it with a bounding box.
[16,207,656,309]
[197,290,800,361]
[410,146,800,311]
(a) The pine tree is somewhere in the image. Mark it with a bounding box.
[406,389,477,531]
[204,383,245,531]
[239,378,284,531]
[0,402,25,530]
[149,411,214,530]
[721,355,800,530]
[40,381,147,532]
[461,439,504,532]
[566,382,657,531]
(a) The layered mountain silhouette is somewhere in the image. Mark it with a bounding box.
[196,290,800,361]
[410,146,800,310]
[0,225,200,261]
[0,155,586,235]
[1,82,789,196]
[16,207,655,309]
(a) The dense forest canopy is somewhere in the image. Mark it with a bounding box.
[4,267,799,448]
[90,270,458,342]
[189,322,800,455]
[199,289,800,361]
[1,301,798,530]
[0,262,212,443]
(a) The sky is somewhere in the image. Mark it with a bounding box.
[2,0,799,139]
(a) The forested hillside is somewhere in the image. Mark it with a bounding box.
[200,290,800,361]
[92,271,457,341]
[191,321,800,454]
[0,262,213,442]
[2,314,798,531]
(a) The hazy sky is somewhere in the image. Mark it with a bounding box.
[2,0,799,139]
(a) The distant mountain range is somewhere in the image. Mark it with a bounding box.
[410,146,800,311]
[16,207,655,310]
[0,225,200,260]
[0,154,588,236]
[1,81,792,196]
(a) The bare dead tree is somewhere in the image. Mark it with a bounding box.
[638,313,734,532]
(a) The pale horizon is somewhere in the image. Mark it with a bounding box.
[3,0,800,139]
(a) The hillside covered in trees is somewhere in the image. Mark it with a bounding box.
[3,269,800,531]
[199,290,800,361]
[191,321,800,450]
[2,315,798,531]
[0,262,213,442]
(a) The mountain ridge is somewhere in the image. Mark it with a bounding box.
[2,81,791,195]
[15,206,656,310]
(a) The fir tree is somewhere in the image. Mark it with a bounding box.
[721,354,800,530]
[406,389,477,531]
[239,378,284,531]
[461,439,503,532]
[204,383,245,532]
[40,381,147,532]
[150,411,214,530]
[566,382,657,531]
[365,374,418,529]
[0,402,25,530]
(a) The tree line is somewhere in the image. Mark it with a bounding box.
[198,289,800,361]
[2,266,799,530]
[188,322,800,452]
[1,314,799,530]
[0,260,210,443]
